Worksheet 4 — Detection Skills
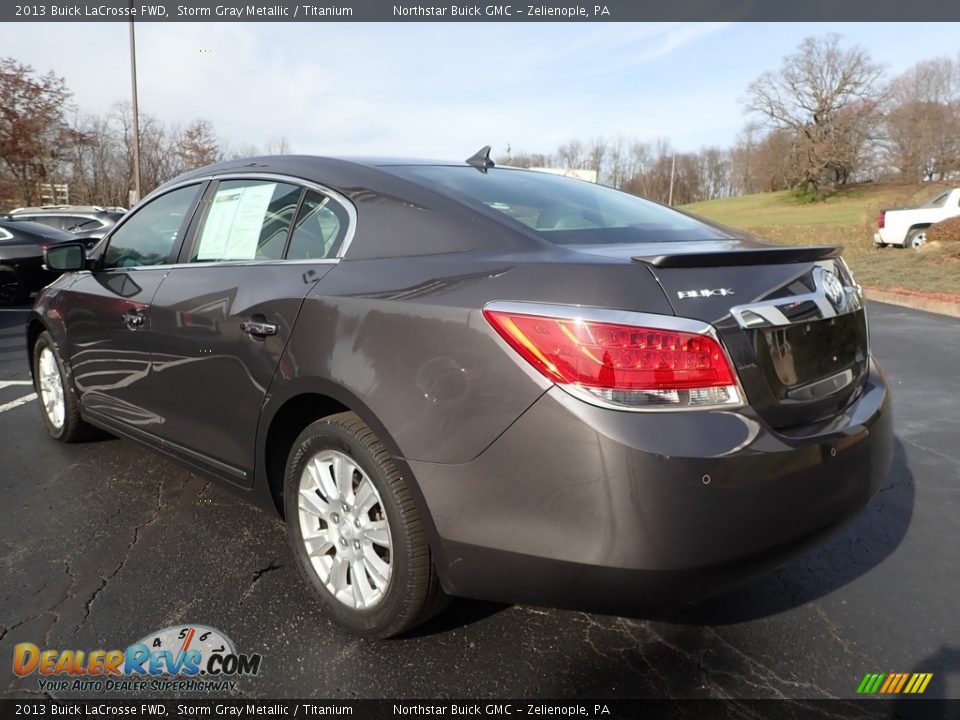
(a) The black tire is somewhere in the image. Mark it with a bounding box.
[0,265,27,306]
[283,411,447,638]
[32,331,92,442]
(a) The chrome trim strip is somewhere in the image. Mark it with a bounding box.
[482,300,746,412]
[729,261,864,329]
[786,368,855,401]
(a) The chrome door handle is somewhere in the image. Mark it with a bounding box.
[240,320,278,337]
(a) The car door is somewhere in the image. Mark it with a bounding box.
[58,183,206,430]
[146,177,351,486]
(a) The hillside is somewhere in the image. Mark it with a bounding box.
[680,183,960,295]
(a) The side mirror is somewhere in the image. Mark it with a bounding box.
[44,242,87,272]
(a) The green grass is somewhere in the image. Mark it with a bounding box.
[680,183,960,296]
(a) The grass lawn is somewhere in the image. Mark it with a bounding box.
[680,183,960,295]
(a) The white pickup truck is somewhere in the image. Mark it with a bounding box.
[874,188,960,248]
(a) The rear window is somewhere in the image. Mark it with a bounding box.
[386,166,730,244]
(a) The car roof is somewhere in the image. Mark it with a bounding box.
[0,217,76,239]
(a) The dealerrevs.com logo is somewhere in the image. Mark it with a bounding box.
[13,625,262,693]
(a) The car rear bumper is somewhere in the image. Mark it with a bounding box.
[408,358,893,612]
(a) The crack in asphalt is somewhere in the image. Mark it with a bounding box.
[239,560,284,605]
[901,436,960,467]
[74,478,166,633]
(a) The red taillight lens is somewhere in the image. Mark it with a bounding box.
[877,211,885,229]
[483,308,740,408]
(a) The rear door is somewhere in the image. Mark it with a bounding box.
[59,183,206,428]
[146,177,352,485]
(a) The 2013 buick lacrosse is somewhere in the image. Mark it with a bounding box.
[29,150,892,637]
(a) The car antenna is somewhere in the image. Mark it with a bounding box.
[465,145,495,173]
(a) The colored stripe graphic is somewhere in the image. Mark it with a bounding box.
[858,672,933,694]
[893,674,909,693]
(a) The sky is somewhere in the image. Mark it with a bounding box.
[2,22,959,160]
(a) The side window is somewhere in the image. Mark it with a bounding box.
[192,180,302,262]
[29,216,67,230]
[103,185,202,269]
[66,217,104,232]
[286,190,349,260]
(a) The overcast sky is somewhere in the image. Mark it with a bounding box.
[3,22,958,159]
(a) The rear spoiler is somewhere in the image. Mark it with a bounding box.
[632,246,841,268]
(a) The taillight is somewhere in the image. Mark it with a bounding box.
[877,211,885,229]
[483,304,742,409]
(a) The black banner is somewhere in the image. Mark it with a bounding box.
[2,0,960,22]
[0,699,955,720]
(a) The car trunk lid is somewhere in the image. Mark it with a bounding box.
[571,240,869,430]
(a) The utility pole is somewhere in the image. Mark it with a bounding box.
[668,154,676,206]
[128,19,142,205]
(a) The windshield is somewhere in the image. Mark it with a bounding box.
[386,166,731,245]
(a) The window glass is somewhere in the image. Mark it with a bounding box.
[27,216,68,230]
[923,192,949,208]
[193,180,302,262]
[387,166,731,245]
[65,217,104,232]
[103,184,202,268]
[286,190,349,260]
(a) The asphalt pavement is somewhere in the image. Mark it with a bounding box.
[0,302,958,700]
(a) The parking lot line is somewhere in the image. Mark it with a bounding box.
[0,392,37,414]
[0,380,33,388]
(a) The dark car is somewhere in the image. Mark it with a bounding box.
[9,205,125,240]
[28,152,893,637]
[0,217,76,305]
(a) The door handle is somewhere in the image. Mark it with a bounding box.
[240,320,279,337]
[121,311,145,330]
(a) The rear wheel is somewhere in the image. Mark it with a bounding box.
[33,331,92,442]
[906,229,927,249]
[0,265,26,306]
[283,412,446,637]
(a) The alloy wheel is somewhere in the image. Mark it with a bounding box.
[297,449,393,610]
[37,347,66,430]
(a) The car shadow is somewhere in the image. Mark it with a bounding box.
[402,597,511,638]
[889,645,960,716]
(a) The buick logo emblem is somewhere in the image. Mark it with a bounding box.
[820,268,845,307]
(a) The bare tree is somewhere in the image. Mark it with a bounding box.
[744,34,885,196]
[178,119,222,170]
[0,58,72,205]
[883,57,960,181]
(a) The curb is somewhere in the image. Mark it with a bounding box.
[864,286,960,319]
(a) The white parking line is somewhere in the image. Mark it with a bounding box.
[0,393,36,414]
[0,380,33,389]
[0,308,29,312]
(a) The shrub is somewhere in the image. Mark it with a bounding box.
[928,216,960,243]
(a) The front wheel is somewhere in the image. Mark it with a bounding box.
[283,412,446,637]
[33,331,92,442]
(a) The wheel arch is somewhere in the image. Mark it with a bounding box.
[256,378,446,566]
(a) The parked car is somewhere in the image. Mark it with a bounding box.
[874,188,960,248]
[0,217,76,305]
[9,205,125,240]
[29,152,893,637]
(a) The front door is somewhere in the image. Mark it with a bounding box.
[146,179,349,484]
[61,183,206,430]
